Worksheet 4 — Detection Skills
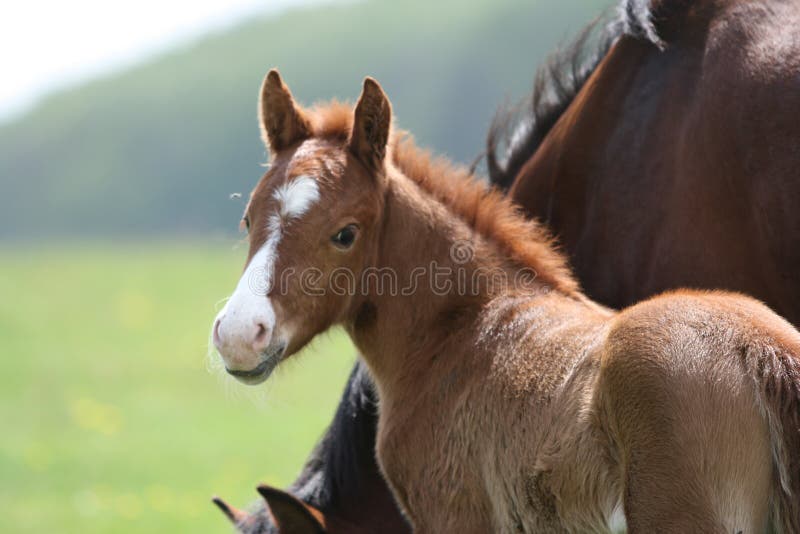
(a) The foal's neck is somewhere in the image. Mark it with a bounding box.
[347,169,551,390]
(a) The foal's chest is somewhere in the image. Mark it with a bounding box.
[376,382,498,531]
[375,363,616,533]
[376,383,569,532]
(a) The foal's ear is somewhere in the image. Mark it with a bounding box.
[257,485,327,534]
[349,77,392,173]
[259,69,312,153]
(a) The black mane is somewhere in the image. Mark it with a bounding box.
[487,0,664,189]
[289,360,382,508]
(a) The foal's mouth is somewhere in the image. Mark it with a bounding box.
[225,343,286,385]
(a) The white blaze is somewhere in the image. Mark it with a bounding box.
[273,175,320,219]
[213,175,320,368]
[214,228,278,366]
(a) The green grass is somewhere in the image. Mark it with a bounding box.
[0,243,358,533]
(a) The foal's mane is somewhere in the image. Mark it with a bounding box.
[487,0,671,189]
[303,102,580,295]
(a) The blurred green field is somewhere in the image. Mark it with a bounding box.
[0,243,357,533]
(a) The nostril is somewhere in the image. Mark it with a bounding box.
[253,323,268,346]
[213,318,223,348]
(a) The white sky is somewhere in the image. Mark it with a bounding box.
[1,0,330,121]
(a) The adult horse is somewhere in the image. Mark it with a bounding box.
[213,0,800,531]
[488,0,800,325]
[212,70,800,532]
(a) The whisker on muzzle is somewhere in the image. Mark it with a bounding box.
[206,333,274,406]
[213,295,230,312]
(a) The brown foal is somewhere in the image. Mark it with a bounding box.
[211,71,800,533]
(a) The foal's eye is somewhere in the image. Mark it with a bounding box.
[331,224,359,249]
[241,215,251,233]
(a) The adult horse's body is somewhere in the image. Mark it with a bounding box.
[213,71,800,532]
[214,0,800,531]
[489,0,800,326]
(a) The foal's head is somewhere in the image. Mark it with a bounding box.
[211,70,392,384]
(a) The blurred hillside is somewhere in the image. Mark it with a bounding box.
[0,0,611,240]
